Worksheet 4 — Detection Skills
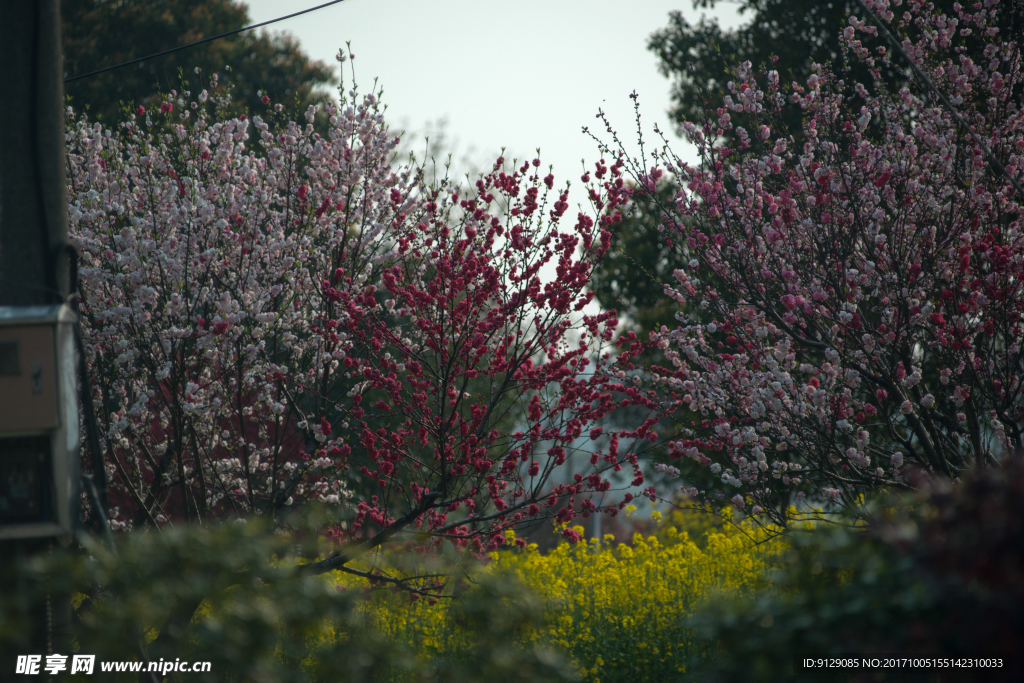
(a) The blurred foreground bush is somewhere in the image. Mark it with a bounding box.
[685,458,1024,683]
[0,518,572,682]
[9,462,1019,683]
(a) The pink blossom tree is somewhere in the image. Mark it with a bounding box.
[67,59,657,590]
[594,0,1024,525]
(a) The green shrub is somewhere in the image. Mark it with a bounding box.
[0,518,572,682]
[684,459,1024,683]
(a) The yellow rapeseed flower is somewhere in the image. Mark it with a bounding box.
[339,508,788,682]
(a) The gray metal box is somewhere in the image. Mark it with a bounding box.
[0,305,81,539]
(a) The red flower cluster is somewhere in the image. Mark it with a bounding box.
[67,75,658,592]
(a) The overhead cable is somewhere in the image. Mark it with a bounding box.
[64,0,348,84]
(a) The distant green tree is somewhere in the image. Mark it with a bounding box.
[62,0,335,122]
[648,0,870,138]
[589,181,684,344]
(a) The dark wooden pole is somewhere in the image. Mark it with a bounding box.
[0,1,72,676]
[0,0,69,306]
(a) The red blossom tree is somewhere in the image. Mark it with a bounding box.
[593,0,1024,526]
[67,56,659,591]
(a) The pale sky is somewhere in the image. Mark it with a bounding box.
[244,0,748,182]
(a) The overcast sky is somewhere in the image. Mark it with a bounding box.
[244,0,748,182]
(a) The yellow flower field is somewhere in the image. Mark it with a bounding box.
[353,509,788,682]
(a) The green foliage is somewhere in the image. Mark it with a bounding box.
[62,0,335,122]
[10,461,1021,683]
[2,520,394,682]
[0,518,574,682]
[650,0,847,132]
[647,0,908,138]
[589,182,686,343]
[685,458,1024,682]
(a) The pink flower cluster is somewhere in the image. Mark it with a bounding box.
[67,71,658,587]
[598,0,1023,524]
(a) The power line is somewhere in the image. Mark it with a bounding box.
[63,0,349,84]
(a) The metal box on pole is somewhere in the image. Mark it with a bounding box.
[0,304,80,539]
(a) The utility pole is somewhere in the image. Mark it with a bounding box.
[0,1,75,677]
[0,1,69,307]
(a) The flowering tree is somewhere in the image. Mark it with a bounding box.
[594,0,1024,525]
[67,59,658,591]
